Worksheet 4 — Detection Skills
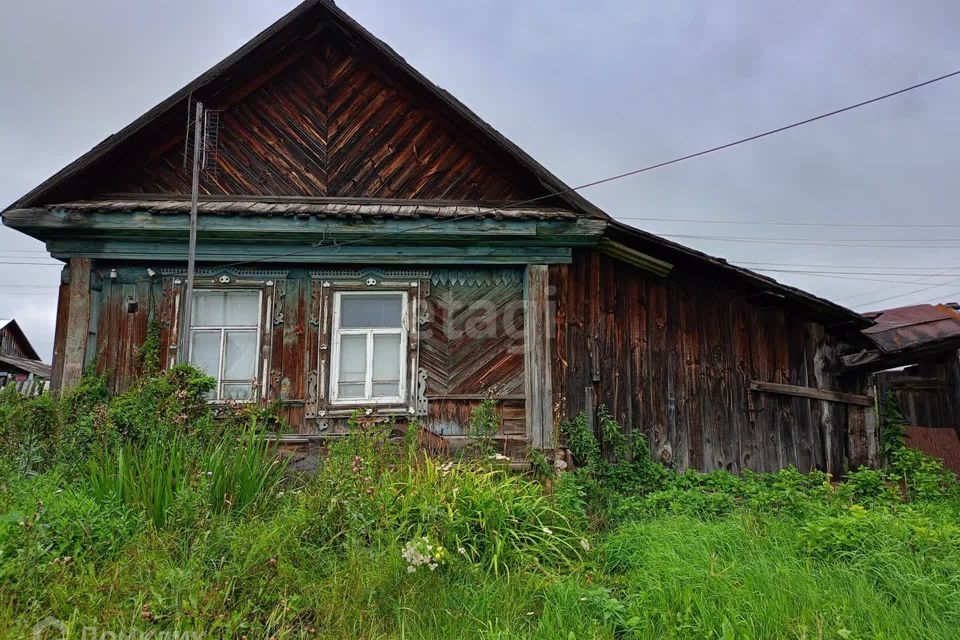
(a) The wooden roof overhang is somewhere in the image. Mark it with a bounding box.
[3,199,606,265]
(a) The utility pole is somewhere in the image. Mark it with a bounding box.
[179,100,204,363]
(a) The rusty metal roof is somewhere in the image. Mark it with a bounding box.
[862,303,960,354]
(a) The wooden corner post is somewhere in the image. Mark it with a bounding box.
[524,265,554,449]
[60,257,93,389]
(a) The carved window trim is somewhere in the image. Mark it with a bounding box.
[307,273,426,420]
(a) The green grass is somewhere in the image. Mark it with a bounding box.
[2,375,959,638]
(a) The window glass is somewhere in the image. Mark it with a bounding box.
[190,290,261,402]
[223,331,257,380]
[338,335,366,398]
[190,330,221,378]
[373,334,401,380]
[193,291,226,326]
[222,383,253,401]
[224,291,260,325]
[193,290,259,326]
[340,294,402,328]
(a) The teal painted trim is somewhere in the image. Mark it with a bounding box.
[6,209,605,247]
[47,239,573,265]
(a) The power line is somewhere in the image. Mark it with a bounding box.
[656,234,960,248]
[617,216,960,228]
[184,66,960,273]
[735,261,958,271]
[846,275,960,308]
[508,67,960,207]
[0,261,62,266]
[836,262,960,302]
[751,269,960,284]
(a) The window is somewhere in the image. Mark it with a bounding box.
[330,292,406,404]
[189,290,262,401]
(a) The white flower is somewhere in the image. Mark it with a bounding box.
[579,538,591,551]
[542,527,553,535]
[553,459,568,471]
[457,547,467,556]
[489,453,511,461]
[429,563,438,571]
[407,566,416,573]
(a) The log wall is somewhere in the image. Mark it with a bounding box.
[552,250,871,475]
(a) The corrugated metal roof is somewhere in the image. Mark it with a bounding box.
[861,303,960,354]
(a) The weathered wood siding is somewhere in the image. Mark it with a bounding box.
[81,263,526,439]
[89,31,546,203]
[552,250,867,475]
[876,352,960,429]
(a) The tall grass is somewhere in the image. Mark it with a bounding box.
[89,435,188,528]
[203,426,287,515]
[88,426,285,528]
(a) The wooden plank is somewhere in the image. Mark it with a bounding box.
[750,380,872,406]
[50,273,71,389]
[647,277,670,465]
[61,258,92,389]
[549,265,569,427]
[523,265,553,449]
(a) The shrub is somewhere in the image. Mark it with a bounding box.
[389,456,584,574]
[890,446,956,502]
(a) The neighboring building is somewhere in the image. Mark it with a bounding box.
[845,303,960,429]
[844,303,960,472]
[0,319,51,394]
[1,0,879,473]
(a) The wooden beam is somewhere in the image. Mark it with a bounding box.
[60,258,92,389]
[4,209,606,246]
[44,240,574,265]
[749,380,872,407]
[597,238,673,277]
[524,265,554,449]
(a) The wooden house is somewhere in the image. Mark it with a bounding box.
[2,0,879,474]
[0,319,51,395]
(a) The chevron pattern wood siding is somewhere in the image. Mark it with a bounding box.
[105,34,545,201]
[420,280,525,397]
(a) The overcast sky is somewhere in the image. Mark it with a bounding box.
[2,0,960,360]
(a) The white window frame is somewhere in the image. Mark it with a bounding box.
[189,288,263,403]
[329,290,408,406]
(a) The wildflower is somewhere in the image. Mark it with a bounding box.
[407,566,416,573]
[579,538,591,551]
[457,547,468,556]
[554,458,568,471]
[429,563,438,571]
[542,527,553,535]
[440,460,455,474]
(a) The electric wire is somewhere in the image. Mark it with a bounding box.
[171,66,960,273]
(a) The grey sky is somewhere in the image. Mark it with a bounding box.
[2,0,959,360]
